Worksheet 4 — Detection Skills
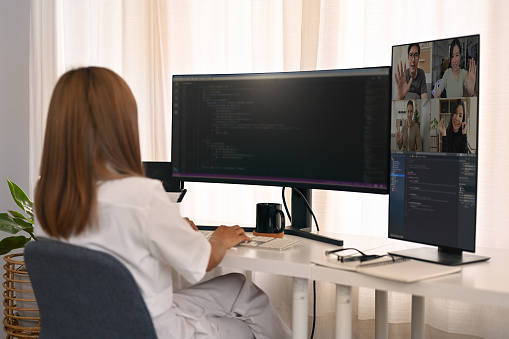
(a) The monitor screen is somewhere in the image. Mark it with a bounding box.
[171,67,391,194]
[388,35,488,265]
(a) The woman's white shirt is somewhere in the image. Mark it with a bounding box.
[35,177,212,338]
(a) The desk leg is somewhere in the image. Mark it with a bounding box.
[293,277,309,339]
[375,290,388,339]
[411,295,425,339]
[336,284,352,339]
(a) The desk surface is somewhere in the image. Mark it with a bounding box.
[221,232,509,308]
[221,232,391,278]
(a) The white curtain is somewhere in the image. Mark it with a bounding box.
[30,0,509,337]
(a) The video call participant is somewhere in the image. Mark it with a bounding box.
[438,99,468,153]
[434,38,477,98]
[394,43,428,100]
[396,100,423,152]
[34,67,292,339]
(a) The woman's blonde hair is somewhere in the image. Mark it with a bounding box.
[35,67,145,239]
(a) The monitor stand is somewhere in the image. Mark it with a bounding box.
[388,246,490,266]
[284,188,344,247]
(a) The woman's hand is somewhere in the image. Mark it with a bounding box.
[183,217,198,231]
[438,118,446,136]
[466,58,476,96]
[207,225,251,271]
[210,225,251,249]
[462,122,468,135]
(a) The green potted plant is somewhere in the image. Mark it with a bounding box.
[0,178,37,254]
[413,108,421,127]
[430,117,439,135]
[0,178,39,335]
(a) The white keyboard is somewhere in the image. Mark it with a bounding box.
[199,230,300,251]
[200,230,214,240]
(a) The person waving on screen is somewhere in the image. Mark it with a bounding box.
[396,100,423,152]
[394,43,429,100]
[438,99,469,153]
[434,38,477,98]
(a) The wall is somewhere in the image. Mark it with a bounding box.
[0,1,30,223]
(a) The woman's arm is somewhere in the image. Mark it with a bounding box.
[461,134,468,153]
[434,70,448,98]
[207,225,251,271]
[438,118,448,152]
[466,59,476,96]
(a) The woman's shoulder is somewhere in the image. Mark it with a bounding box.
[101,176,161,189]
[98,176,165,205]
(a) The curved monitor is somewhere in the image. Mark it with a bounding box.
[388,35,489,265]
[171,67,391,194]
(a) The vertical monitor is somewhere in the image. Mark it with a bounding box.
[388,35,489,265]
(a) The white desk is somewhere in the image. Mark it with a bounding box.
[219,232,394,339]
[311,247,505,339]
[219,232,509,339]
[219,233,330,339]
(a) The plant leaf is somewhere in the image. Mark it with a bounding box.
[0,213,23,234]
[0,236,31,255]
[8,209,28,220]
[7,178,34,219]
[12,217,34,233]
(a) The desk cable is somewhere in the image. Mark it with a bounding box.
[282,187,318,339]
[282,187,320,231]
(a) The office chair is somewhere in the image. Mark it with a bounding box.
[24,239,158,339]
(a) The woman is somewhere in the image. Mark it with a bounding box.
[434,38,476,98]
[34,67,291,339]
[438,99,468,153]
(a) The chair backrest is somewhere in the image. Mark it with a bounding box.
[24,239,158,339]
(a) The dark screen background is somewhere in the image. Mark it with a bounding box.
[172,68,391,192]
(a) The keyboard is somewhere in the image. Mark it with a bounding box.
[199,230,300,251]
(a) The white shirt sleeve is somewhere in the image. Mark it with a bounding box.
[143,181,211,284]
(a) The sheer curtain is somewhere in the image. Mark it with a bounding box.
[30,0,509,337]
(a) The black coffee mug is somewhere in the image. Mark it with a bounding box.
[256,203,285,235]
